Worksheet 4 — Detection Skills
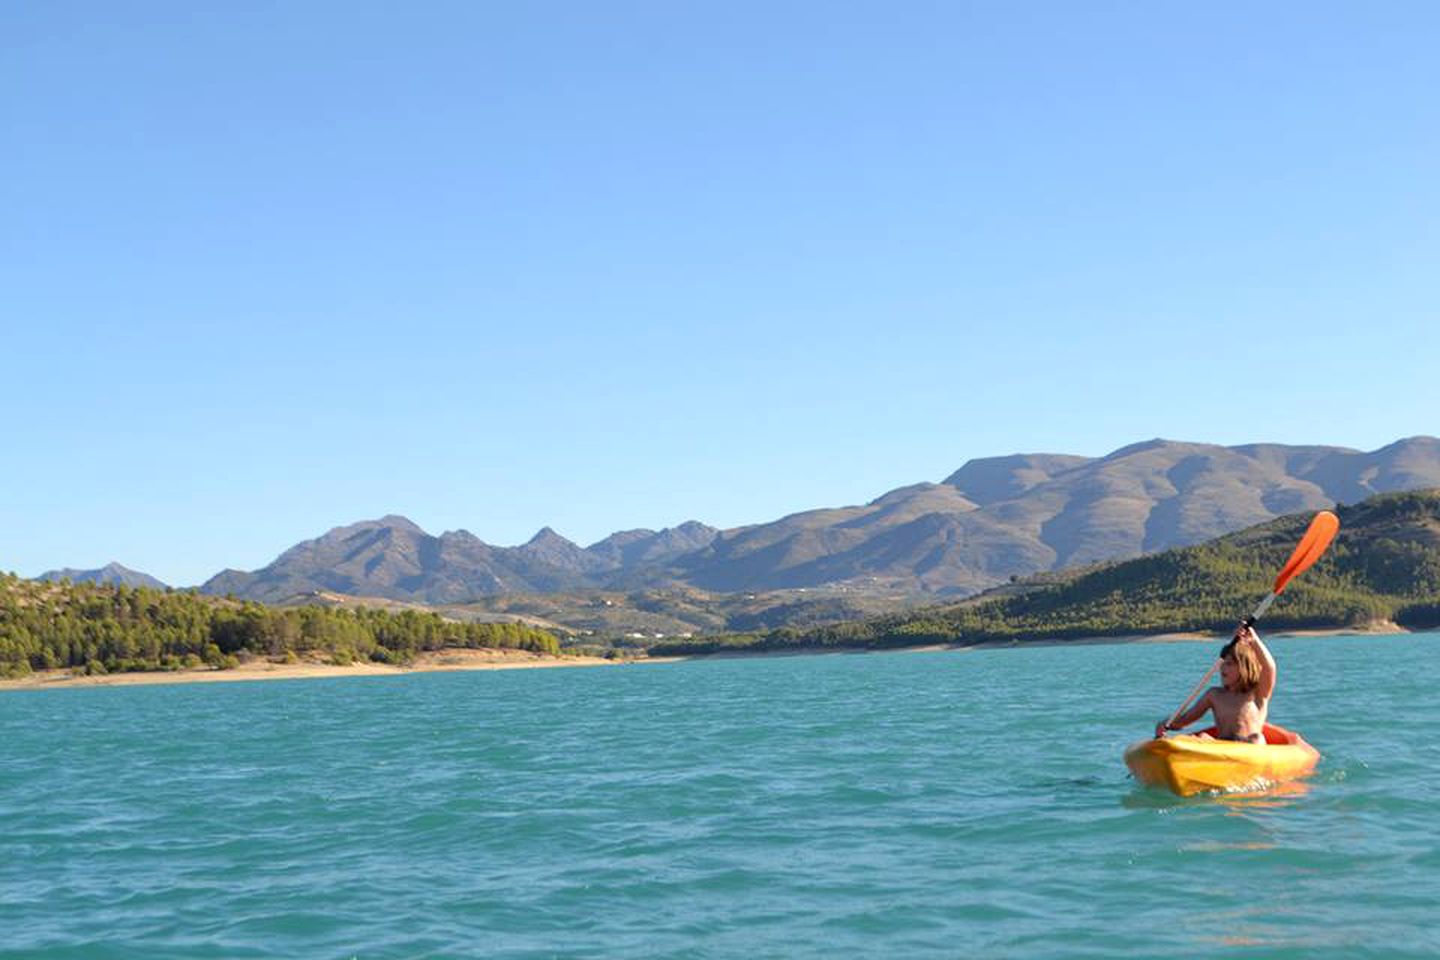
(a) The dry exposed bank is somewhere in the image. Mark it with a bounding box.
[0,647,635,692]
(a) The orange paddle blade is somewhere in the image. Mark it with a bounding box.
[1273,510,1339,594]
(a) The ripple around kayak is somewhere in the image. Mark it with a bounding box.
[4,632,1440,958]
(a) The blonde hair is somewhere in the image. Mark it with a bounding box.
[1221,639,1262,693]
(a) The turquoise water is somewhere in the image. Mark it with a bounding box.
[3,632,1438,959]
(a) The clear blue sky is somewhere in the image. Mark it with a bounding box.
[5,2,1438,586]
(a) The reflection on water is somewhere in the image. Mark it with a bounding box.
[1121,775,1313,809]
[1215,778,1312,806]
[1178,840,1277,852]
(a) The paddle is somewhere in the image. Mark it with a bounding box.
[1157,510,1340,736]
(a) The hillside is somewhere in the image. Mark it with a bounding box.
[650,489,1440,655]
[274,585,927,642]
[196,437,1440,603]
[673,437,1440,593]
[0,576,560,678]
[439,586,926,640]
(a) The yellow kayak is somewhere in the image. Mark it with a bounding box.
[1124,724,1320,796]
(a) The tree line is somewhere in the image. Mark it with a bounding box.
[0,576,561,678]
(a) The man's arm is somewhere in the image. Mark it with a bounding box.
[1240,624,1277,700]
[1157,689,1213,737]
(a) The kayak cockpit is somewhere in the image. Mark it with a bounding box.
[1189,723,1305,746]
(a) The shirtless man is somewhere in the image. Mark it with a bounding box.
[1155,624,1276,743]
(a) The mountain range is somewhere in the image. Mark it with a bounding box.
[662,486,1440,655]
[182,436,1440,604]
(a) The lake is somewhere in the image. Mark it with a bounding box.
[3,631,1437,958]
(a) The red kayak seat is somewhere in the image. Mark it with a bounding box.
[1192,723,1302,745]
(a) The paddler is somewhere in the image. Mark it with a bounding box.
[1155,623,1276,743]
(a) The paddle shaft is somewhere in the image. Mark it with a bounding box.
[1163,660,1220,730]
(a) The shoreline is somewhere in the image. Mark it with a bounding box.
[0,622,1413,692]
[666,621,1414,660]
[995,620,1411,648]
[0,648,645,693]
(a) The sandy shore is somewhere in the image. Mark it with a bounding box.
[0,648,639,693]
[1263,621,1409,638]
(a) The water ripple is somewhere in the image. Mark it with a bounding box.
[3,633,1437,958]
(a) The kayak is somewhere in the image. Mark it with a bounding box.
[1124,724,1320,796]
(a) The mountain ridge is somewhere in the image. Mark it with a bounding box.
[38,563,169,590]
[183,436,1440,603]
[649,487,1440,655]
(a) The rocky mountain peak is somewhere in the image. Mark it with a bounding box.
[525,526,574,548]
[38,563,169,590]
